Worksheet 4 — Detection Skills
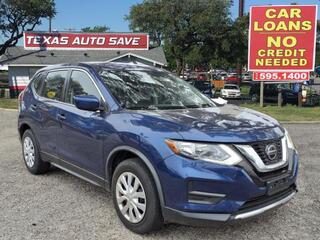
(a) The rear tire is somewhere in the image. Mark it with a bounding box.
[22,129,50,174]
[111,158,163,234]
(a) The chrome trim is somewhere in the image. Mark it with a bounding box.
[233,191,296,220]
[50,162,101,187]
[32,67,107,107]
[235,137,288,172]
[188,191,226,198]
[68,68,106,103]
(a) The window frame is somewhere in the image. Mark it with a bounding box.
[31,72,47,97]
[39,69,70,102]
[63,68,108,111]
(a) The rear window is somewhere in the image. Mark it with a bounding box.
[32,73,45,95]
[42,71,68,101]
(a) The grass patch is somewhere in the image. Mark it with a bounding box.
[241,103,320,122]
[0,98,18,109]
[240,85,251,96]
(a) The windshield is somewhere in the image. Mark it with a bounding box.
[98,68,215,110]
[224,85,239,90]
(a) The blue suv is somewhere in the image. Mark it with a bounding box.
[18,63,298,233]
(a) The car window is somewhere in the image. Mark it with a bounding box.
[32,73,45,95]
[42,71,68,101]
[66,70,101,104]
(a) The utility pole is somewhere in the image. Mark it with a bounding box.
[49,16,52,32]
[239,0,245,17]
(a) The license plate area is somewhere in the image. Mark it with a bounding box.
[267,177,291,195]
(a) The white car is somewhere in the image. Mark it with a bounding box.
[221,84,241,99]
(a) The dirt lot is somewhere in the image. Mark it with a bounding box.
[0,109,319,240]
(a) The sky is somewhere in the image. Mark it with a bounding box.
[33,0,320,33]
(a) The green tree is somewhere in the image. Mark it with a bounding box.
[81,25,110,33]
[126,0,233,74]
[125,1,163,47]
[0,0,56,55]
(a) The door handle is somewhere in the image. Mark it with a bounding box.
[57,113,66,121]
[30,104,37,111]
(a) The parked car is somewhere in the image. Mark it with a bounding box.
[189,80,215,98]
[218,72,228,80]
[249,83,298,105]
[242,72,252,81]
[225,73,241,84]
[18,62,298,234]
[220,84,241,99]
[197,72,208,81]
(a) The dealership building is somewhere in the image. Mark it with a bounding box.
[0,45,167,97]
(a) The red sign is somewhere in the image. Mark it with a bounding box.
[23,32,149,50]
[253,71,309,81]
[248,5,317,72]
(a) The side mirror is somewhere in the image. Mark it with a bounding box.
[74,95,102,111]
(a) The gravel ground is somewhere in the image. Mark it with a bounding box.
[0,109,319,240]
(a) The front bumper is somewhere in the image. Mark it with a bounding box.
[162,188,296,225]
[221,93,241,98]
[157,149,298,224]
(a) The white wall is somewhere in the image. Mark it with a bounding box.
[8,66,43,88]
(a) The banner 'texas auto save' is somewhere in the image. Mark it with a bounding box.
[23,32,149,50]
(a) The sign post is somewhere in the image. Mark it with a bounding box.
[260,81,264,107]
[248,5,318,106]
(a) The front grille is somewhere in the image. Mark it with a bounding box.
[251,139,282,165]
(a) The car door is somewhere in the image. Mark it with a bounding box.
[31,70,69,156]
[56,69,107,177]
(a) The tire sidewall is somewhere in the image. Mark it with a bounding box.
[111,159,162,234]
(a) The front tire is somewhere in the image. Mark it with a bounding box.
[112,158,163,234]
[22,129,50,174]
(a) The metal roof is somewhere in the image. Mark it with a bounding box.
[0,46,167,66]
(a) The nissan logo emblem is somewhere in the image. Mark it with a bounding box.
[265,144,277,161]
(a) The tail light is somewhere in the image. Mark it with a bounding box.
[18,90,24,102]
[18,90,25,111]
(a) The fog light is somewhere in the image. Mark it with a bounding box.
[188,191,225,205]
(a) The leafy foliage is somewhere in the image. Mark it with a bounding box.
[0,0,56,55]
[126,0,248,73]
[81,25,110,33]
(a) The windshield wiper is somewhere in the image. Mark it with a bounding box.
[126,105,158,110]
[185,103,212,109]
[157,105,186,110]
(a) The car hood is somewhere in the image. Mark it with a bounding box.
[128,105,284,143]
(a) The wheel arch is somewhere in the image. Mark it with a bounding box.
[19,123,31,139]
[106,146,165,207]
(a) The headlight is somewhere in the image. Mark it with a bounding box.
[284,128,295,150]
[165,140,242,165]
